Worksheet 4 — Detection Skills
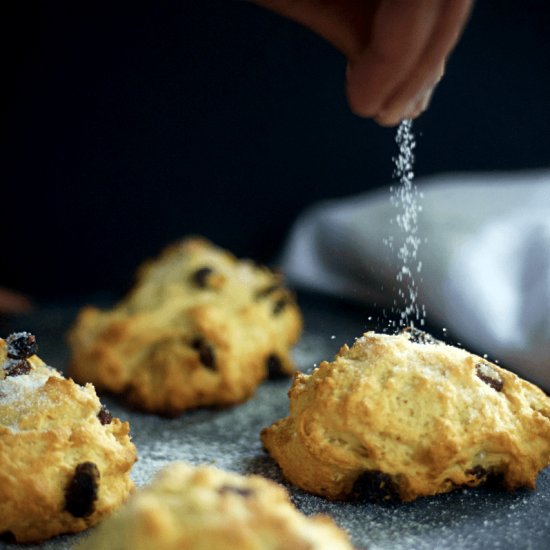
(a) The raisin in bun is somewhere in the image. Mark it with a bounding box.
[68,237,302,416]
[76,462,353,550]
[0,332,136,543]
[261,329,550,503]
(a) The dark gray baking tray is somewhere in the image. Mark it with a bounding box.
[1,292,549,550]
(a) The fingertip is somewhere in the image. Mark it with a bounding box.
[345,60,383,119]
[373,112,403,128]
[375,62,441,126]
[373,99,415,127]
[345,58,437,123]
[374,86,433,127]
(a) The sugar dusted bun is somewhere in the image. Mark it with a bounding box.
[69,237,302,416]
[0,332,136,543]
[76,462,353,550]
[262,328,550,502]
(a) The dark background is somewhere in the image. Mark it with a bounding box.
[2,0,550,300]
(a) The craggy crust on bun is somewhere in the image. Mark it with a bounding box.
[0,332,136,543]
[262,329,550,503]
[69,237,302,416]
[76,462,353,550]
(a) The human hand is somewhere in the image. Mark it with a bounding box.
[252,0,473,126]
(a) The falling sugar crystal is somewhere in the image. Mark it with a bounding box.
[389,119,426,328]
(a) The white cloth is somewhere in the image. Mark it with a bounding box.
[281,170,550,390]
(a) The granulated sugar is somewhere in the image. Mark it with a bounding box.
[0,370,51,406]
[387,119,426,328]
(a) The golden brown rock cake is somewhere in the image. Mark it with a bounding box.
[69,237,302,416]
[261,329,550,503]
[0,332,136,543]
[76,462,353,550]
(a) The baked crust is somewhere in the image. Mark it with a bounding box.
[76,462,353,550]
[0,333,137,543]
[69,237,302,416]
[261,329,550,502]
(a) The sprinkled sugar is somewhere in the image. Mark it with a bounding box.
[0,370,51,405]
[387,119,426,328]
